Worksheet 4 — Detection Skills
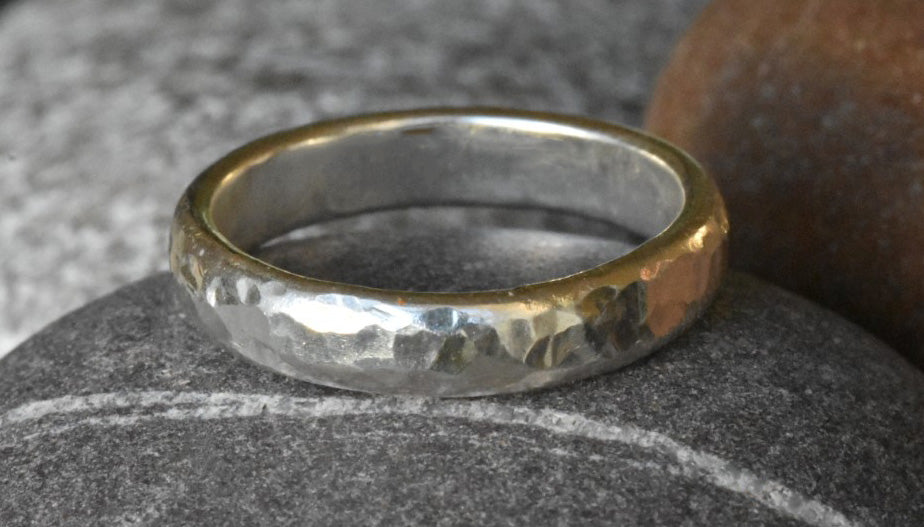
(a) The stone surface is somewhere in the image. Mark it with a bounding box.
[1,271,922,525]
[0,0,708,356]
[645,0,924,368]
[255,206,642,293]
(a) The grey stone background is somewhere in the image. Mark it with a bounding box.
[0,0,709,356]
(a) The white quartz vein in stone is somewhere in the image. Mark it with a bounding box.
[0,391,858,527]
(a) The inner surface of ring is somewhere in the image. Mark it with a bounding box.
[209,116,686,290]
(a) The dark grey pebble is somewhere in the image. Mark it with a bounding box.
[1,271,921,526]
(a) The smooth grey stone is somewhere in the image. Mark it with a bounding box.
[1,271,922,526]
[0,0,709,354]
[255,205,642,292]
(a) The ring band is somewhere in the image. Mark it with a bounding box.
[169,108,728,397]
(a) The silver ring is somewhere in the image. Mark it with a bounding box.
[169,108,728,397]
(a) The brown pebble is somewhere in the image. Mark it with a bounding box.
[646,0,924,367]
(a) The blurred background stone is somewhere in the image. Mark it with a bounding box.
[0,0,708,356]
[1,263,922,525]
[645,0,924,368]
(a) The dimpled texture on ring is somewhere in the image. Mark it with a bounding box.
[170,202,726,397]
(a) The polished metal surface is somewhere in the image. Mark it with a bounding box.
[170,108,728,396]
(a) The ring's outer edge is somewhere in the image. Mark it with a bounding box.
[169,107,728,397]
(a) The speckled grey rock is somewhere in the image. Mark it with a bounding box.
[1,271,922,526]
[0,0,708,355]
